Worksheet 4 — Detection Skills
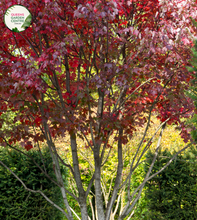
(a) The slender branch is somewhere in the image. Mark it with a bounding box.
[100,130,114,164]
[119,71,175,192]
[113,77,156,113]
[121,123,165,218]
[18,32,39,57]
[101,147,112,167]
[119,142,192,219]
[69,206,81,220]
[0,160,71,220]
[85,173,95,198]
[132,118,170,173]
[90,122,96,149]
[101,178,108,208]
[113,192,122,217]
[38,30,43,55]
[105,128,123,220]
[79,149,94,169]
[81,130,94,151]
[64,54,71,94]
[96,88,104,136]
[89,196,95,220]
[157,155,197,164]
[106,19,109,62]
[32,126,47,173]
[12,33,22,56]
[57,154,75,178]
[45,91,61,108]
[0,137,58,186]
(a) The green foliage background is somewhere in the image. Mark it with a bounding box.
[0,146,67,220]
[141,147,197,220]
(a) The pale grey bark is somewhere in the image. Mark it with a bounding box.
[121,123,166,218]
[70,133,89,220]
[51,51,89,219]
[94,144,105,220]
[118,139,191,219]
[33,84,74,219]
[105,129,123,220]
[46,131,74,220]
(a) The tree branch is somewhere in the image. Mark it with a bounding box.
[0,160,71,220]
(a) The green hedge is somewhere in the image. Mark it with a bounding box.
[0,146,67,220]
[143,147,197,220]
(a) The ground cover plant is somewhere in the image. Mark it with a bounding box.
[0,0,197,219]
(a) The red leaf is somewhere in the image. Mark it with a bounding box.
[34,118,42,126]
[25,144,33,151]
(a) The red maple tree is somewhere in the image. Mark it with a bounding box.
[0,0,197,219]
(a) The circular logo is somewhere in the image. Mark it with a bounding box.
[4,5,32,32]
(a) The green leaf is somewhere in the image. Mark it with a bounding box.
[21,14,32,29]
[12,27,20,33]
[190,17,197,28]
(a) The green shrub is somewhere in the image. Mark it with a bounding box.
[0,146,67,220]
[143,147,197,220]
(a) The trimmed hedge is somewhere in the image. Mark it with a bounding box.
[143,147,197,220]
[0,146,67,220]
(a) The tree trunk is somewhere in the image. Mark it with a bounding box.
[94,145,105,220]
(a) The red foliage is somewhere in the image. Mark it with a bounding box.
[0,0,197,149]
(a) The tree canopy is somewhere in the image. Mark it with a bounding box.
[0,0,197,219]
